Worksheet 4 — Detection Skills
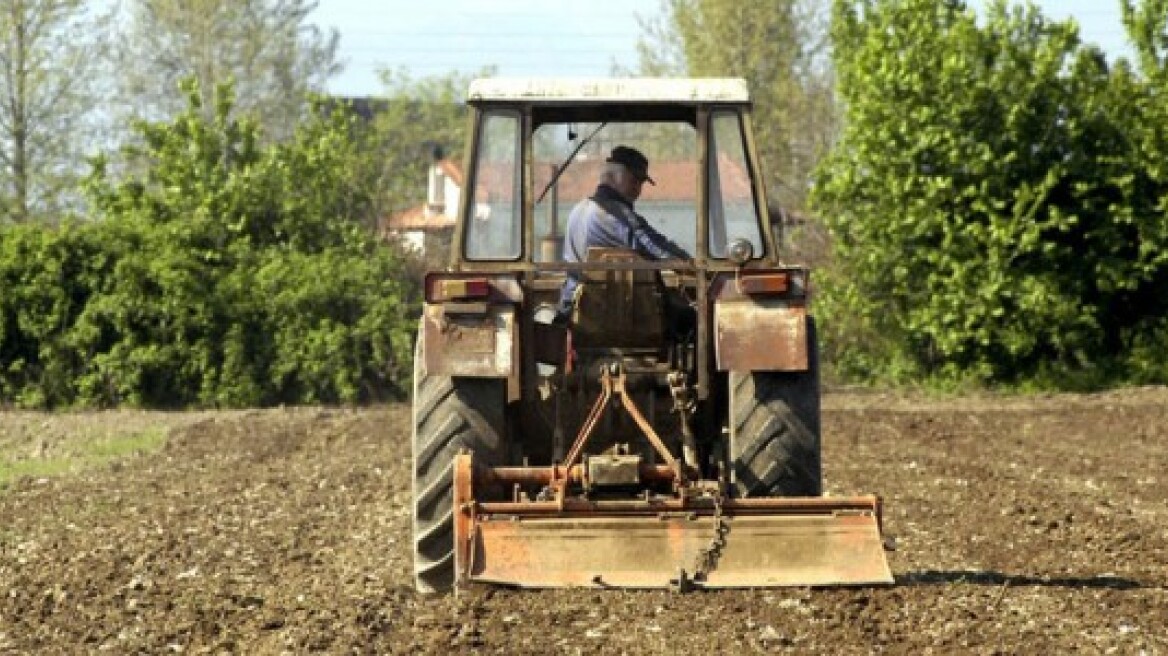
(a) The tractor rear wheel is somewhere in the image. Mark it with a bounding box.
[411,337,505,594]
[728,321,822,497]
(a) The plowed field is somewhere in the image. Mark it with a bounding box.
[2,389,1166,654]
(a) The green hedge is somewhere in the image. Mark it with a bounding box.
[814,0,1168,389]
[0,83,419,408]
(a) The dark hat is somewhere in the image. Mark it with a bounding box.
[606,145,655,185]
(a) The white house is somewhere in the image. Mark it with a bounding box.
[380,158,463,251]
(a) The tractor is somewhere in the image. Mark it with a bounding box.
[411,78,891,592]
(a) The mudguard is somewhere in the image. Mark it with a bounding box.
[714,300,809,372]
[421,302,515,377]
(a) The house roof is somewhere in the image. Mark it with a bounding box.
[437,158,463,186]
[534,156,752,203]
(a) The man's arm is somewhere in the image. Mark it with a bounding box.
[630,217,691,260]
[627,209,690,260]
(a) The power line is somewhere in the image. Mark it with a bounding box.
[341,47,634,57]
[335,30,640,39]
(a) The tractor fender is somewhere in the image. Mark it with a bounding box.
[421,302,515,378]
[714,299,809,372]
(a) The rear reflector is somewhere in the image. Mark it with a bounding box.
[439,278,490,300]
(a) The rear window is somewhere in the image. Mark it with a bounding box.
[533,121,698,262]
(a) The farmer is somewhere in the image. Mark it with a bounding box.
[557,145,691,324]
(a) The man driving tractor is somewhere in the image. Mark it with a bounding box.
[558,145,692,334]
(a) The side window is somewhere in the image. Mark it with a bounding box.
[708,112,764,259]
[465,111,521,260]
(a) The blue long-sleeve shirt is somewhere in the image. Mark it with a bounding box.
[559,184,689,310]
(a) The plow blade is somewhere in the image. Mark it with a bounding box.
[453,455,893,589]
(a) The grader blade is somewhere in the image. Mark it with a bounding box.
[452,455,893,589]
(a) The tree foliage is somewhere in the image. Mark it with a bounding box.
[330,68,480,266]
[0,82,419,408]
[111,0,339,141]
[635,0,836,210]
[367,69,478,219]
[0,0,108,223]
[815,0,1168,388]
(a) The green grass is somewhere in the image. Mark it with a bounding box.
[0,457,75,487]
[0,427,167,490]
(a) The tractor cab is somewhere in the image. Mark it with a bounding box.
[456,79,768,263]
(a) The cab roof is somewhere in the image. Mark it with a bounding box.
[467,77,750,104]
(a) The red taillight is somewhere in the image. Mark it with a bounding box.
[426,275,492,302]
[735,269,808,297]
[444,278,490,299]
[738,272,789,295]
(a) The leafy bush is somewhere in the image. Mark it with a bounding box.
[815,0,1168,389]
[0,82,419,408]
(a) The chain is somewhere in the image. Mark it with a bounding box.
[691,493,730,582]
[666,371,696,414]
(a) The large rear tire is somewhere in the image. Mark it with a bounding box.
[411,337,505,594]
[728,320,822,497]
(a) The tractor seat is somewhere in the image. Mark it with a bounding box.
[571,248,664,350]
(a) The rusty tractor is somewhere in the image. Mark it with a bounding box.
[411,78,892,592]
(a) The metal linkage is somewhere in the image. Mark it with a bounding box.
[552,364,685,501]
[667,371,699,469]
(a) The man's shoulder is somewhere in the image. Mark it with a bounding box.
[571,196,611,219]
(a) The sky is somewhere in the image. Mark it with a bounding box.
[311,0,658,97]
[310,0,1136,98]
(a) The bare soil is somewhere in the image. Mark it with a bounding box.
[1,390,1165,654]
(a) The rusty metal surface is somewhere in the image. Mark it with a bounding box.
[714,300,808,372]
[559,366,681,491]
[457,500,892,588]
[585,455,643,488]
[474,495,884,516]
[465,514,891,588]
[484,463,677,486]
[453,455,894,589]
[453,453,476,583]
[422,303,514,377]
[570,249,665,349]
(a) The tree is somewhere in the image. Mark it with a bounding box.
[634,0,837,210]
[111,0,339,141]
[1117,0,1168,382]
[1123,0,1168,78]
[0,80,423,408]
[369,69,478,218]
[814,0,1168,387]
[0,0,108,223]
